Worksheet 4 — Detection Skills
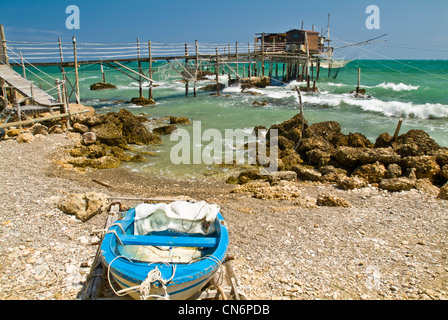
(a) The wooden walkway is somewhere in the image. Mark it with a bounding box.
[0,64,63,108]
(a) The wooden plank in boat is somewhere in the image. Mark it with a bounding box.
[118,234,217,248]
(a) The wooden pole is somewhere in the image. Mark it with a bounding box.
[14,99,21,128]
[392,118,403,141]
[100,58,105,83]
[20,52,26,78]
[72,36,80,104]
[185,43,189,97]
[58,37,69,106]
[0,24,9,66]
[137,38,143,98]
[215,47,220,95]
[247,42,251,80]
[356,67,361,94]
[148,40,153,100]
[316,61,320,81]
[235,41,239,83]
[261,33,265,77]
[194,39,198,97]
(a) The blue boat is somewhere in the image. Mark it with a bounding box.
[101,201,229,300]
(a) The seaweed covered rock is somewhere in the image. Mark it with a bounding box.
[129,97,156,106]
[90,82,117,90]
[170,116,191,125]
[393,129,440,156]
[91,122,127,147]
[401,156,440,181]
[239,113,445,193]
[117,108,161,145]
[352,161,387,184]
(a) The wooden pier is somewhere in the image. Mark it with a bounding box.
[0,19,348,106]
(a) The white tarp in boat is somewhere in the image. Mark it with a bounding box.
[134,201,220,236]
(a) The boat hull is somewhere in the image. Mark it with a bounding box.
[101,209,229,300]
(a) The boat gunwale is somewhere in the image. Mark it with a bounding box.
[101,207,229,289]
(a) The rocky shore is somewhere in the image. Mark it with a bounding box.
[0,107,447,300]
[227,113,448,200]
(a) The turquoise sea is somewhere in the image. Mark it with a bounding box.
[15,59,448,178]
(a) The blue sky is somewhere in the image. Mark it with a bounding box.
[1,0,447,59]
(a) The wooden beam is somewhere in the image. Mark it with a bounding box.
[111,60,153,83]
[0,109,89,129]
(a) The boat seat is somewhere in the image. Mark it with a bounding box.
[118,234,217,248]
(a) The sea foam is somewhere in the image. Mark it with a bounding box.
[375,82,419,91]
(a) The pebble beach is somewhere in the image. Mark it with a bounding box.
[0,128,447,300]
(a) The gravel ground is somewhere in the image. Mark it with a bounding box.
[0,133,447,300]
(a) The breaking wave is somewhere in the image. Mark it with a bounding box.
[344,98,448,119]
[374,82,419,91]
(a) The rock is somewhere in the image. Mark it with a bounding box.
[57,192,108,222]
[352,162,387,184]
[253,100,268,107]
[87,144,107,158]
[316,193,352,207]
[110,146,133,162]
[72,123,89,134]
[297,137,333,154]
[347,132,373,148]
[16,132,34,143]
[433,148,448,166]
[320,166,349,183]
[441,164,448,181]
[415,178,440,196]
[153,124,177,135]
[267,113,308,142]
[279,151,303,171]
[70,146,89,158]
[292,165,322,181]
[253,180,302,200]
[129,97,156,106]
[91,122,126,146]
[237,169,267,184]
[30,124,48,136]
[82,132,96,145]
[306,149,332,167]
[386,163,402,179]
[375,132,393,148]
[89,156,121,169]
[240,76,270,89]
[117,109,161,145]
[267,171,297,184]
[6,128,21,137]
[225,176,239,184]
[379,177,416,192]
[231,181,270,193]
[357,148,400,165]
[438,183,448,200]
[48,125,64,134]
[401,156,440,181]
[336,175,368,190]
[90,82,117,90]
[333,146,361,169]
[169,116,191,125]
[394,129,440,156]
[199,83,226,91]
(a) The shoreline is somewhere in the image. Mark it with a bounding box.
[0,131,447,300]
